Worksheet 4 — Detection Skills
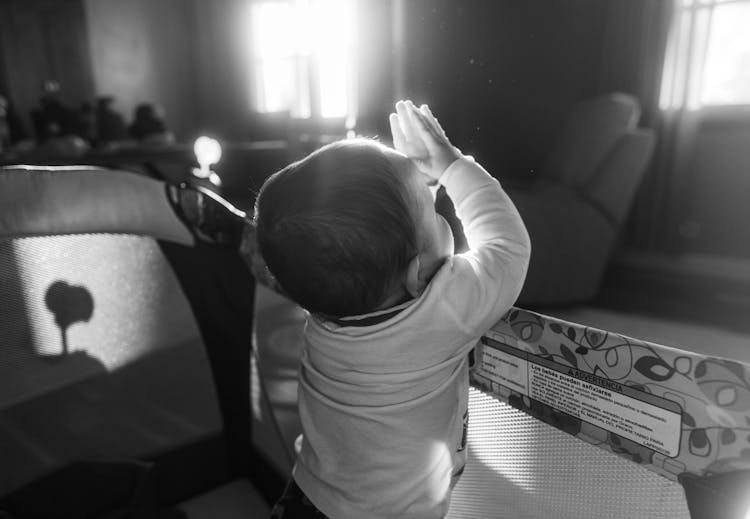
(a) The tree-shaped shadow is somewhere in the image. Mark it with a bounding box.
[44,280,94,358]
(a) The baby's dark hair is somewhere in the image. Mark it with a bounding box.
[254,139,418,317]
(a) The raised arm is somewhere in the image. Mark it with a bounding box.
[390,100,531,334]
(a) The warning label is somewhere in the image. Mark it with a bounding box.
[480,344,528,394]
[478,338,682,457]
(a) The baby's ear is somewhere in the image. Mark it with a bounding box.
[405,254,421,299]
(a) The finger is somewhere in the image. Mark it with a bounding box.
[389,113,408,151]
[395,100,417,141]
[405,100,431,142]
[420,104,447,138]
[411,108,454,163]
[404,100,421,129]
[409,105,440,143]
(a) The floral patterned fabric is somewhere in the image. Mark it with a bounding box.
[470,307,750,481]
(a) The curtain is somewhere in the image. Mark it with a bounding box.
[641,0,748,255]
[598,0,674,128]
[597,0,680,252]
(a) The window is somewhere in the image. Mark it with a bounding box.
[660,0,750,110]
[248,0,357,125]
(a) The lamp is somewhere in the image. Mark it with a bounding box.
[192,136,222,187]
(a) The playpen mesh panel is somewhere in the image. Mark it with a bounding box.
[0,235,221,496]
[447,387,690,519]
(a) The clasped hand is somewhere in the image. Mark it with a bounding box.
[389,100,462,183]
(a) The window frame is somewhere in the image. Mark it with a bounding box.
[660,0,750,111]
[247,0,358,129]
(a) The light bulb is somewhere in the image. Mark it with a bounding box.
[193,136,222,180]
[194,136,222,167]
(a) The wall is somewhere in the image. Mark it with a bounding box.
[184,0,254,140]
[84,0,198,140]
[0,0,94,133]
[400,0,609,179]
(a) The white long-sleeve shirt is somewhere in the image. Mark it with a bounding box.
[293,157,531,518]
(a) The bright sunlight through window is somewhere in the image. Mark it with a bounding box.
[661,0,750,110]
[249,0,356,120]
[701,1,750,105]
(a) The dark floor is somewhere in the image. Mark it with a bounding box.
[0,339,222,497]
[594,253,750,337]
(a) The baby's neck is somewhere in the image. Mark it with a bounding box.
[374,288,414,313]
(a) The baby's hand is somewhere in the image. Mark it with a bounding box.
[389,100,461,182]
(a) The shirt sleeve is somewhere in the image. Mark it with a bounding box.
[436,157,531,336]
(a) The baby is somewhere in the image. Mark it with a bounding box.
[255,101,530,518]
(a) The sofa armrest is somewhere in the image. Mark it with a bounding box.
[508,184,617,306]
[586,129,655,226]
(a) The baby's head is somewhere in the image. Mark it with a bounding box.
[254,138,453,317]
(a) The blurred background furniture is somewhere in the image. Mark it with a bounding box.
[507,92,656,306]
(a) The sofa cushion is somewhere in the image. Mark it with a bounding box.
[544,93,641,187]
